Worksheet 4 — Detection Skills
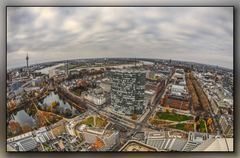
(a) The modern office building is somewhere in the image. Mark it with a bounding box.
[110,69,146,115]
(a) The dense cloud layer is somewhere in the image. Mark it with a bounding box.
[7,7,233,69]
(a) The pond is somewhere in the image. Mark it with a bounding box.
[9,109,36,127]
[7,91,82,138]
[38,91,81,118]
[7,101,65,138]
[7,104,38,138]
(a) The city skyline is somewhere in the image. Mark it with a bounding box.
[7,7,233,69]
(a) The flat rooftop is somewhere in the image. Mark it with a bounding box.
[193,138,233,151]
[120,140,157,152]
[147,131,188,139]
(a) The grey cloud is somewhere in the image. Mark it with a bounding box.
[7,7,233,69]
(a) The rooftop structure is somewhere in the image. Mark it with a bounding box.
[219,114,233,138]
[77,125,119,151]
[35,127,55,143]
[7,144,17,152]
[120,140,158,152]
[182,132,213,151]
[193,138,233,151]
[145,131,188,151]
[7,131,38,151]
[41,132,83,152]
[162,69,190,110]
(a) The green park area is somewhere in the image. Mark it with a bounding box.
[80,116,94,127]
[79,116,108,128]
[95,117,108,128]
[156,111,192,122]
[175,123,194,132]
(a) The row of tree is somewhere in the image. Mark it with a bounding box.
[190,73,210,112]
[187,72,210,113]
[186,73,201,112]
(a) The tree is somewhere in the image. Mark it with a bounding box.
[55,108,60,114]
[186,73,201,112]
[51,101,59,109]
[172,109,176,114]
[8,121,23,135]
[184,124,194,131]
[131,114,137,120]
[47,106,52,112]
[64,108,72,117]
[165,108,170,113]
[195,116,200,122]
[21,124,32,133]
[150,118,159,125]
[207,117,213,126]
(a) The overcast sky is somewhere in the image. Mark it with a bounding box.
[7,7,233,69]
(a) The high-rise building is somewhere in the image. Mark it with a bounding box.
[110,69,146,115]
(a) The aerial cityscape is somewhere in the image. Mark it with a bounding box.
[7,7,233,152]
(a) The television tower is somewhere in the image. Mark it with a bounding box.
[66,60,69,76]
[134,57,137,68]
[26,52,29,68]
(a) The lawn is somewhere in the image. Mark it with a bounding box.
[79,116,108,128]
[176,123,185,131]
[156,111,192,122]
[176,123,194,132]
[80,116,94,127]
[95,117,108,128]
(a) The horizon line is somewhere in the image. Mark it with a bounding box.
[7,57,233,71]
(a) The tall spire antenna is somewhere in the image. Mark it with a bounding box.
[135,57,136,68]
[66,59,69,76]
[26,51,29,68]
[26,51,29,76]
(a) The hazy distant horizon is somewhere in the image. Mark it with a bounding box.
[7,7,233,69]
[7,56,233,71]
